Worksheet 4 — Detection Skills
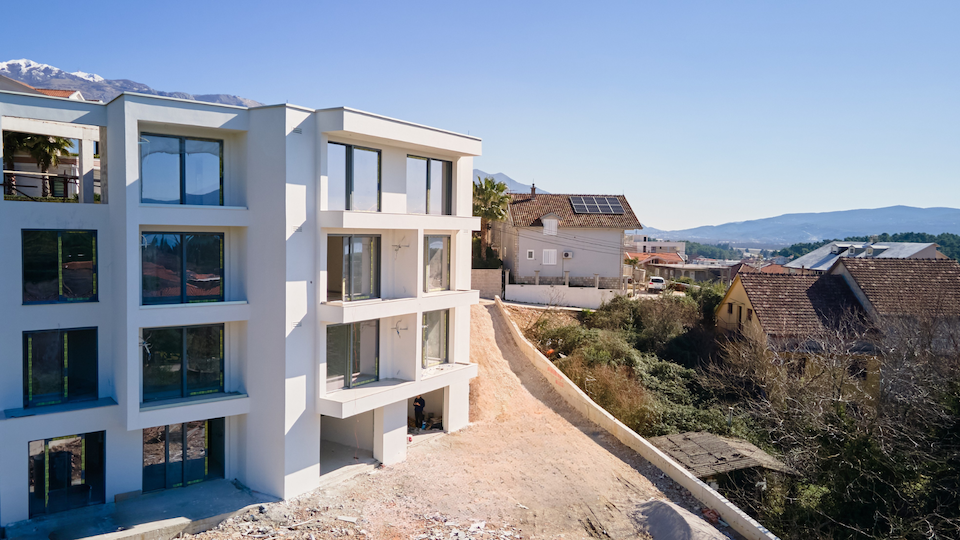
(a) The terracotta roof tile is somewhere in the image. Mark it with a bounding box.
[36,88,78,98]
[508,193,641,229]
[738,273,863,337]
[838,258,960,317]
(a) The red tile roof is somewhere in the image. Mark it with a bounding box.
[36,88,79,98]
[508,193,641,229]
[837,258,960,317]
[759,264,788,274]
[737,273,864,337]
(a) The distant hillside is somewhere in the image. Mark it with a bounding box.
[0,59,261,107]
[473,169,548,194]
[643,206,960,248]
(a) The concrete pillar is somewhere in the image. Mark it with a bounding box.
[504,269,510,286]
[534,270,540,286]
[374,401,407,466]
[564,270,569,287]
[443,380,470,433]
[594,273,600,288]
[98,126,108,204]
[78,136,96,203]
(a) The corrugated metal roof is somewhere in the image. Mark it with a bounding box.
[785,242,936,272]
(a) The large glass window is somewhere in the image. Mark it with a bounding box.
[326,320,379,392]
[326,235,380,301]
[22,230,97,304]
[142,418,225,492]
[142,233,224,305]
[23,328,97,408]
[140,134,223,205]
[326,142,380,212]
[422,310,449,369]
[29,431,105,517]
[141,324,224,402]
[424,235,451,292]
[406,156,452,215]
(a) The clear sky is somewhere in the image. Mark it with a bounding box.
[4,1,958,230]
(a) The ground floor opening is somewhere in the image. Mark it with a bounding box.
[28,431,105,518]
[319,412,377,482]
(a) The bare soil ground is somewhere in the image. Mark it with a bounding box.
[187,303,722,540]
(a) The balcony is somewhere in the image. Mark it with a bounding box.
[320,210,479,232]
[319,290,478,324]
[317,361,477,418]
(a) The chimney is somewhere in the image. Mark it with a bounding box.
[530,183,536,199]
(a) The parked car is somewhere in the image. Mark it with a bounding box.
[647,276,666,292]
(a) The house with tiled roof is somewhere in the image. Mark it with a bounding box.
[501,187,641,307]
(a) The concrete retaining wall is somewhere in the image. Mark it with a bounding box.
[493,296,780,540]
[471,268,502,299]
[504,284,619,309]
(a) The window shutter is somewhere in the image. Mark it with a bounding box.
[543,249,557,265]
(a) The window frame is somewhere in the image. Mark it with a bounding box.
[328,141,382,212]
[526,250,535,260]
[22,229,98,305]
[406,155,452,215]
[141,232,225,305]
[328,234,381,302]
[139,133,224,206]
[29,431,106,517]
[542,218,558,236]
[326,320,380,392]
[542,249,558,266]
[422,309,450,369]
[424,235,452,292]
[141,324,225,403]
[23,327,98,408]
[142,418,225,492]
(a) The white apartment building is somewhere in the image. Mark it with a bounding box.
[0,89,480,526]
[627,234,686,258]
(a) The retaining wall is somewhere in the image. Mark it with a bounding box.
[504,284,619,309]
[493,296,780,540]
[471,269,502,300]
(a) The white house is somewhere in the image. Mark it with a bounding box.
[0,88,480,525]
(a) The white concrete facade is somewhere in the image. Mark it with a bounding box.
[0,90,480,525]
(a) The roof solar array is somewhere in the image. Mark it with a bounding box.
[569,196,625,214]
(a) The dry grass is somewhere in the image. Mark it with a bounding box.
[555,355,657,435]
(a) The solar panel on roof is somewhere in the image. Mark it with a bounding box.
[569,196,625,214]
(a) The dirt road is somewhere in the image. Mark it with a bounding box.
[193,303,719,539]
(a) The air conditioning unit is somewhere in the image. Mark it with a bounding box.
[562,251,574,260]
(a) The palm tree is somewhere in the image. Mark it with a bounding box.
[28,135,73,197]
[472,176,510,260]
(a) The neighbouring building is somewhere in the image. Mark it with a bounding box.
[0,87,480,525]
[501,189,641,308]
[626,234,685,257]
[784,241,947,274]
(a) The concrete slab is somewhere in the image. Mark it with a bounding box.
[318,440,377,489]
[3,479,275,540]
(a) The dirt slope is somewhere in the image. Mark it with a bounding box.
[191,303,722,539]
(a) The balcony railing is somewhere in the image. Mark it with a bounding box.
[3,171,91,203]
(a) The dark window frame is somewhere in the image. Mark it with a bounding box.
[139,133,224,206]
[328,234,381,302]
[328,141,382,212]
[141,324,225,403]
[141,232,225,305]
[422,309,450,369]
[29,431,106,518]
[406,155,452,215]
[142,418,225,492]
[424,235,452,292]
[22,229,98,305]
[326,320,380,391]
[23,327,99,408]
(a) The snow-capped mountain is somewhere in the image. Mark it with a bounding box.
[0,59,261,107]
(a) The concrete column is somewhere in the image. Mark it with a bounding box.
[0,433,29,524]
[374,400,407,466]
[594,273,600,288]
[564,270,569,287]
[534,270,540,286]
[78,136,96,203]
[504,269,510,286]
[443,380,470,433]
[98,126,108,204]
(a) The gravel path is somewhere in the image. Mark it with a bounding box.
[190,303,719,540]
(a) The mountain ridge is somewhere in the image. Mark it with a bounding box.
[642,206,960,248]
[473,169,548,194]
[0,59,262,107]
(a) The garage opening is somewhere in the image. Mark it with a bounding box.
[320,412,377,481]
[408,388,445,444]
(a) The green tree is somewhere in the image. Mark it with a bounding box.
[472,176,510,260]
[28,135,73,196]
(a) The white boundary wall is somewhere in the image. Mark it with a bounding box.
[494,296,780,540]
[504,284,618,309]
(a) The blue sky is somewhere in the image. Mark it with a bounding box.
[4,1,958,229]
